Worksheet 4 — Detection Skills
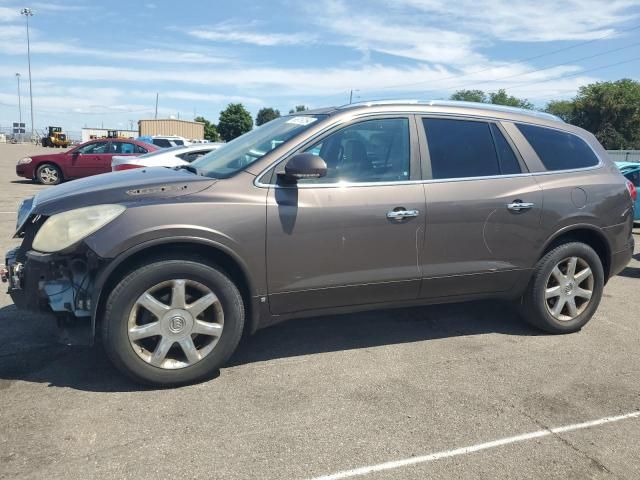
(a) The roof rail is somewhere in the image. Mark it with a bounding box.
[338,99,564,122]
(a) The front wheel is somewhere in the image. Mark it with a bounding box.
[35,163,62,185]
[521,242,604,333]
[102,258,245,386]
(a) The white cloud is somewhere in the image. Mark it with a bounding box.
[0,62,597,101]
[0,6,18,21]
[378,0,639,42]
[188,22,316,46]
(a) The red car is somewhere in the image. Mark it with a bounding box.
[16,138,159,185]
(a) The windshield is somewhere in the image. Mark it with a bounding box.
[192,115,326,178]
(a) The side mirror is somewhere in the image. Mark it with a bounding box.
[278,153,327,182]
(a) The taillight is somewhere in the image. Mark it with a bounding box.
[113,163,142,172]
[626,179,637,202]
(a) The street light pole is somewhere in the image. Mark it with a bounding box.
[20,7,35,143]
[349,89,360,104]
[16,73,23,142]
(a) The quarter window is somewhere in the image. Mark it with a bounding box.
[516,123,599,171]
[300,118,410,183]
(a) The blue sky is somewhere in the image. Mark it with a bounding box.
[1,0,639,134]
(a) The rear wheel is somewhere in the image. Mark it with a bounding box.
[521,242,604,333]
[35,163,62,185]
[102,258,244,386]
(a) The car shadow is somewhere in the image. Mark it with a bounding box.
[0,300,540,393]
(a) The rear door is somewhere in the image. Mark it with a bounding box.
[265,116,426,314]
[418,116,544,298]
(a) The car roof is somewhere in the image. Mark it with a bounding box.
[296,99,564,125]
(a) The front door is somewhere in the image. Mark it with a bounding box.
[266,116,425,314]
[68,140,112,178]
[418,116,544,297]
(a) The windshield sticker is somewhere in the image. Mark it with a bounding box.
[286,116,318,126]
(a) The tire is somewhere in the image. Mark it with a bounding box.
[101,258,245,386]
[35,163,62,185]
[521,242,604,334]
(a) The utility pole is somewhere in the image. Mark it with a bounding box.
[154,93,159,119]
[20,7,35,142]
[16,73,23,142]
[349,89,359,104]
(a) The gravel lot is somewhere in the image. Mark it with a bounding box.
[0,143,639,480]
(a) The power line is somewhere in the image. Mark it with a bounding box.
[500,54,640,92]
[371,23,640,92]
[444,39,640,93]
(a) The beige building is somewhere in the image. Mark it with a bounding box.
[138,119,205,140]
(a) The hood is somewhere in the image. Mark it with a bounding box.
[23,167,215,223]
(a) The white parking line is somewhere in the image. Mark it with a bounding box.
[307,411,640,480]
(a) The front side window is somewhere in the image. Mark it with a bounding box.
[423,118,501,179]
[193,115,326,179]
[516,123,599,171]
[299,118,410,183]
[76,141,108,154]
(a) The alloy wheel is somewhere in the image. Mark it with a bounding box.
[39,166,59,184]
[127,279,224,369]
[544,256,594,321]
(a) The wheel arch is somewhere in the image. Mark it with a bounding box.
[539,224,612,281]
[34,161,64,181]
[91,237,260,342]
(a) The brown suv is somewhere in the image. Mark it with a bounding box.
[3,101,635,386]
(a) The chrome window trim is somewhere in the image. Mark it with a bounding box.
[252,112,605,189]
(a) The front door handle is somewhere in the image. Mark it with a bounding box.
[387,209,420,220]
[507,200,535,212]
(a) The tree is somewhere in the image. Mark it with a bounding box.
[289,105,309,114]
[194,116,220,142]
[256,107,281,126]
[449,89,487,103]
[450,89,533,109]
[488,89,534,109]
[217,103,253,142]
[571,79,640,149]
[544,100,576,123]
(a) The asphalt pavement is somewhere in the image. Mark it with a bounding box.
[0,143,639,479]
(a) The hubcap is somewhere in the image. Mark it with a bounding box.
[127,279,224,369]
[40,167,58,184]
[544,256,594,321]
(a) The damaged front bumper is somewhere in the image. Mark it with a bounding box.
[2,245,103,345]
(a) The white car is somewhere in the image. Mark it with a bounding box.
[111,143,222,172]
[150,136,191,148]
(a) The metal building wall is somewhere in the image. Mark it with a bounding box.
[138,120,205,140]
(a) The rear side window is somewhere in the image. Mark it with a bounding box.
[490,124,521,174]
[423,118,521,179]
[153,138,171,148]
[516,123,599,171]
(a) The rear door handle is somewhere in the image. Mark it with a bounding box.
[387,209,420,220]
[507,201,535,212]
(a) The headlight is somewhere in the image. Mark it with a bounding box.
[17,157,32,165]
[32,204,126,253]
